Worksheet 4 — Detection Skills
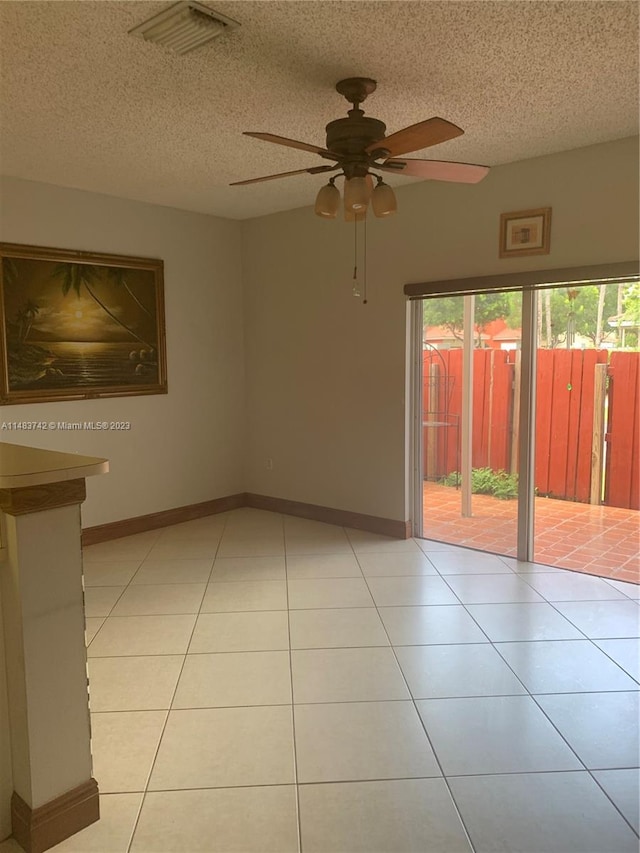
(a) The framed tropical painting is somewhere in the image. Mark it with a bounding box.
[0,243,167,404]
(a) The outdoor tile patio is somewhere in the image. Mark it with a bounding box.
[423,482,639,584]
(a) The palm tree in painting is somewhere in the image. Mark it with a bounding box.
[106,268,152,317]
[22,299,40,342]
[52,263,153,348]
[12,300,40,345]
[2,258,18,288]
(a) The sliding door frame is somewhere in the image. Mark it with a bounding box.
[408,259,639,559]
[409,300,424,538]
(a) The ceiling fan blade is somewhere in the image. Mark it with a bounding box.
[366,117,463,158]
[244,132,339,160]
[230,165,337,186]
[379,158,489,184]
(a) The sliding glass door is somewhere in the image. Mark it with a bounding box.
[414,279,639,580]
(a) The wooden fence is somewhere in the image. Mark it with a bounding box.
[422,347,639,510]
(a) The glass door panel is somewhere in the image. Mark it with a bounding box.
[532,282,639,581]
[421,292,522,557]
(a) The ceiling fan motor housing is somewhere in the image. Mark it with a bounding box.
[325,114,387,176]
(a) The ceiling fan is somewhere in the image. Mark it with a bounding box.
[230,77,490,219]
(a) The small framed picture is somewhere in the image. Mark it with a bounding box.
[499,207,551,258]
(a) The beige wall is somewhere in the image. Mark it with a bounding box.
[0,177,245,527]
[242,136,639,521]
[1,138,638,529]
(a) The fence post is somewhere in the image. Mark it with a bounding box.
[590,363,607,505]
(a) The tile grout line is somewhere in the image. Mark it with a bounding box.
[86,526,166,853]
[452,571,640,840]
[368,537,640,842]
[346,533,479,853]
[120,512,230,853]
[284,518,305,853]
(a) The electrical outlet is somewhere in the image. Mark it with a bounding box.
[265,458,273,470]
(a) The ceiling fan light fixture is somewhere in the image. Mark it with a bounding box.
[372,179,397,217]
[314,180,340,218]
[344,176,372,212]
[129,1,240,55]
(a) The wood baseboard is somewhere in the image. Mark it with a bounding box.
[81,491,409,545]
[245,493,411,539]
[11,779,99,853]
[81,493,245,545]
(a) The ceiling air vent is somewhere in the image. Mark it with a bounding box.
[129,1,240,55]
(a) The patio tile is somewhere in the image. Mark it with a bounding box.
[422,482,639,586]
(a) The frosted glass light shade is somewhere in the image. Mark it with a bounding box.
[315,182,340,218]
[344,177,372,211]
[372,181,397,217]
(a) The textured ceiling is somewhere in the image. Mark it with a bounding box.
[0,1,638,219]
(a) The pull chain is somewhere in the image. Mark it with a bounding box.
[351,214,367,302]
[363,214,368,304]
[352,216,360,297]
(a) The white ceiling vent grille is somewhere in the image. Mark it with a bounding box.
[129,1,240,55]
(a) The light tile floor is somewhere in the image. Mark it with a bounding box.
[2,507,639,853]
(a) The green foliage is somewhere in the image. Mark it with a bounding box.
[423,293,511,344]
[621,283,640,325]
[424,284,639,350]
[546,285,618,346]
[441,467,519,500]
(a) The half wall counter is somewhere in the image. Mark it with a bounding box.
[0,442,108,853]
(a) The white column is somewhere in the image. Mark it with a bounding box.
[1,504,93,809]
[0,446,107,853]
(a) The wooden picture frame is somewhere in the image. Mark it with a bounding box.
[0,243,167,405]
[499,207,552,258]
